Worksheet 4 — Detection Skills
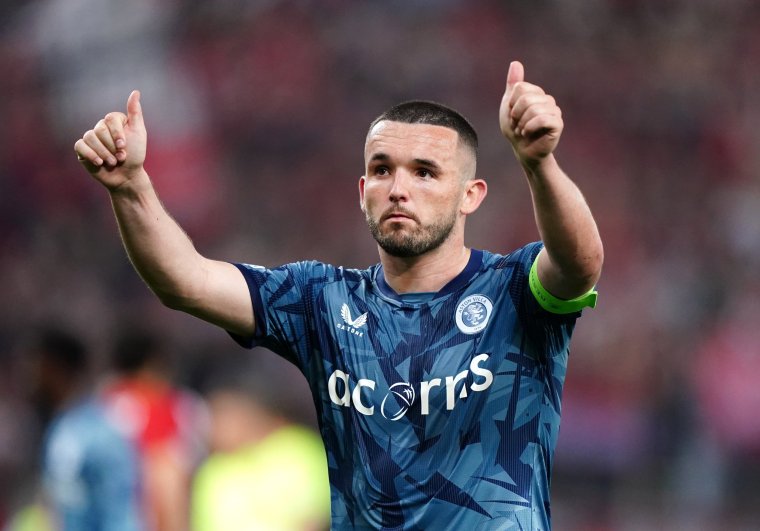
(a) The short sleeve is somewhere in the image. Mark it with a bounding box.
[230,261,331,367]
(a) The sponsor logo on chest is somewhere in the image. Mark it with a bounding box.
[327,353,494,420]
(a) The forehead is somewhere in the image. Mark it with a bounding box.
[364,121,462,165]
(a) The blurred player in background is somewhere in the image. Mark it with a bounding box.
[74,61,603,529]
[192,357,330,531]
[29,326,143,531]
[101,327,207,531]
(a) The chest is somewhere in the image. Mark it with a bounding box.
[312,286,530,434]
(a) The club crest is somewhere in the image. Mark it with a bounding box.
[455,294,493,334]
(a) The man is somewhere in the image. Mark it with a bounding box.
[192,358,331,531]
[74,61,603,529]
[101,327,206,531]
[30,327,144,531]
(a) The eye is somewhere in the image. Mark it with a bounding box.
[417,168,434,179]
[373,165,390,176]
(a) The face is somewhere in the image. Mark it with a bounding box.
[207,390,267,453]
[360,121,479,258]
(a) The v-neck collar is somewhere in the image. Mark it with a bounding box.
[375,249,483,303]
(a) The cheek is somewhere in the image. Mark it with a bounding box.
[361,183,384,211]
[426,189,459,213]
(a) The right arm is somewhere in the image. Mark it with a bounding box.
[74,91,253,337]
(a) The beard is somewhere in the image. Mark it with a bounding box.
[365,205,457,258]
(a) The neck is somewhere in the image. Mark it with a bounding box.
[53,382,87,413]
[379,240,471,294]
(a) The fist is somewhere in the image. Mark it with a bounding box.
[74,90,147,190]
[499,61,563,166]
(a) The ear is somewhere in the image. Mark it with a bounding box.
[358,175,367,213]
[459,178,487,215]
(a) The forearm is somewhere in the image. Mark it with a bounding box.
[523,155,603,298]
[109,169,207,309]
[75,92,253,334]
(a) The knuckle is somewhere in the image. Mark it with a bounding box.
[104,112,123,125]
[529,83,545,95]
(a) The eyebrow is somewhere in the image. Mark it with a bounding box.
[412,158,442,171]
[368,153,442,171]
[369,153,390,163]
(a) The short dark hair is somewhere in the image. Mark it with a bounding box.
[112,327,164,374]
[368,100,478,153]
[37,327,88,374]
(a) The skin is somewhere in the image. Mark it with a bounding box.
[73,60,602,339]
[499,61,603,298]
[359,121,486,293]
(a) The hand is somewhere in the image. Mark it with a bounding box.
[499,61,563,167]
[74,90,147,190]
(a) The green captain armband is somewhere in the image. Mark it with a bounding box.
[529,257,598,314]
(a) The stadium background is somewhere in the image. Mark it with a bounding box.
[1,0,759,529]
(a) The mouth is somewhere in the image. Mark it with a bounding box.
[381,209,417,223]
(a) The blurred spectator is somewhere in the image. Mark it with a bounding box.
[191,357,330,531]
[21,0,225,243]
[101,327,207,531]
[29,326,143,531]
[682,283,760,525]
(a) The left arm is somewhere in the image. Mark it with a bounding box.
[500,61,603,299]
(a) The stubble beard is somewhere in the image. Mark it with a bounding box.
[365,207,458,258]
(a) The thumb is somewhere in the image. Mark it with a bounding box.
[126,90,144,127]
[506,61,524,93]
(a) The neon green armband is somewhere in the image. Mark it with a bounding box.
[529,257,598,314]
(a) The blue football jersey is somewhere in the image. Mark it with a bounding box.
[43,399,144,531]
[232,242,581,530]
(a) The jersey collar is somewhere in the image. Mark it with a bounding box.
[375,249,483,302]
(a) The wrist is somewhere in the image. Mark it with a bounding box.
[521,153,557,174]
[519,154,560,186]
[108,167,152,197]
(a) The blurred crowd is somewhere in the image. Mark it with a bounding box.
[1,0,759,529]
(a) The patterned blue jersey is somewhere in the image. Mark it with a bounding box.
[233,242,581,530]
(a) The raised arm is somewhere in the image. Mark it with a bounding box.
[499,61,603,300]
[74,91,253,336]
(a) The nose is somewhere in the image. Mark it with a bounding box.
[388,170,410,203]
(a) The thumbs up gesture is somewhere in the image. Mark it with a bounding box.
[74,90,148,191]
[499,61,563,167]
